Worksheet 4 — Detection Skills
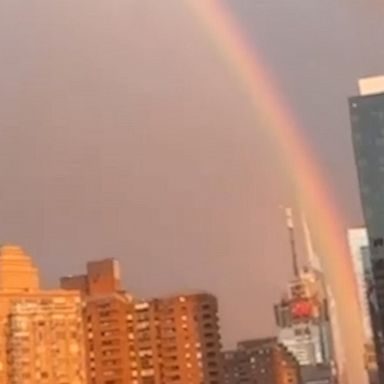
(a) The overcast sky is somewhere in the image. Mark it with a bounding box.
[0,0,384,347]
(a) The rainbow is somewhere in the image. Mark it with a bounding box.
[185,1,366,383]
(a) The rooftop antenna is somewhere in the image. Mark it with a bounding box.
[285,207,299,278]
[301,212,322,272]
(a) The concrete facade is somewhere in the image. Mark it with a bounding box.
[0,245,86,384]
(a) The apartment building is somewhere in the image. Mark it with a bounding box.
[156,293,223,384]
[6,292,86,384]
[128,293,223,384]
[61,259,136,384]
[223,338,301,384]
[0,245,86,384]
[130,300,161,384]
[62,260,224,384]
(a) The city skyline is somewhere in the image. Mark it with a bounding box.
[0,0,383,350]
[0,209,373,384]
[0,1,383,342]
[0,244,308,384]
[0,1,384,383]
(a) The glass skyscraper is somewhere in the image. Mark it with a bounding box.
[349,76,384,381]
[347,228,377,380]
[347,228,373,343]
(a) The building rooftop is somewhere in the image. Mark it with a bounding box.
[358,76,384,96]
[0,245,28,260]
[0,245,40,292]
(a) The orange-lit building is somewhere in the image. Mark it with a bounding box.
[61,259,136,384]
[130,300,162,384]
[223,338,301,384]
[130,294,223,384]
[62,259,224,384]
[155,293,223,384]
[0,245,87,384]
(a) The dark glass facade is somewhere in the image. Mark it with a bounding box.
[349,91,384,381]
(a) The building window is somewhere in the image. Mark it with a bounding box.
[372,238,384,248]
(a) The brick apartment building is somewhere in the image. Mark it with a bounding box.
[223,337,301,384]
[62,259,223,384]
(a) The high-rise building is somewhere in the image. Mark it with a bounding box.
[347,228,372,342]
[131,300,162,384]
[62,260,224,384]
[349,76,384,380]
[274,269,334,367]
[274,210,335,369]
[347,227,377,378]
[5,292,86,384]
[0,245,87,384]
[0,244,39,292]
[222,337,301,384]
[129,294,223,384]
[155,293,223,384]
[61,259,137,384]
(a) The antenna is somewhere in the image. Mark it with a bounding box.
[301,212,321,272]
[285,207,299,278]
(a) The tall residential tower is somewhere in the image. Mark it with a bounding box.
[61,259,136,384]
[62,260,224,384]
[0,245,86,384]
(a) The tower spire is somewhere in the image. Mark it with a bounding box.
[285,207,299,278]
[301,212,322,272]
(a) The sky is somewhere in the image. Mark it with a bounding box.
[0,0,384,349]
